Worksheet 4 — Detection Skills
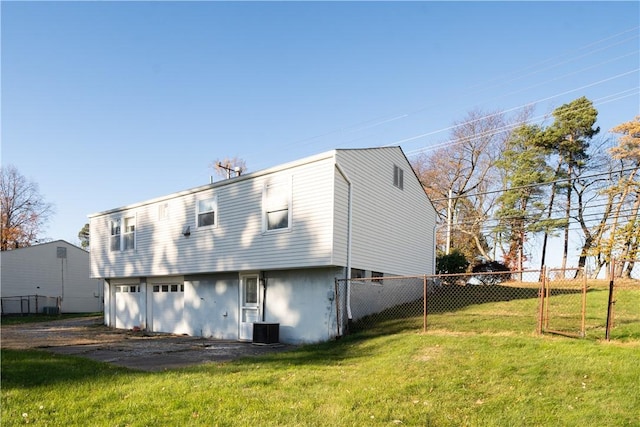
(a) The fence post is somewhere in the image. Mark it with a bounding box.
[580,268,587,338]
[605,260,616,341]
[544,267,551,330]
[423,275,427,333]
[537,266,546,335]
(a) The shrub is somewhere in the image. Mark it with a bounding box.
[436,249,469,274]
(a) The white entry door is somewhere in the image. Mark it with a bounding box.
[239,274,261,341]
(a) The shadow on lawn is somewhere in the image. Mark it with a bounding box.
[0,349,136,389]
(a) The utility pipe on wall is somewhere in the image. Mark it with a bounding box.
[335,162,353,321]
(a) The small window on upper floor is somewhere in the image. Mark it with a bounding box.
[197,196,217,228]
[158,202,169,221]
[110,219,121,251]
[110,214,136,251]
[123,216,136,251]
[263,179,291,232]
[393,165,404,190]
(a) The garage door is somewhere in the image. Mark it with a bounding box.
[151,283,184,334]
[115,284,141,329]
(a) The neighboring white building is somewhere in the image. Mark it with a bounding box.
[89,147,437,344]
[1,240,103,314]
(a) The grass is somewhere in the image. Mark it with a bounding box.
[2,333,639,426]
[1,312,102,326]
[2,290,639,426]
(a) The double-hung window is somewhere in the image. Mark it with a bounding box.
[263,179,291,231]
[123,216,136,250]
[109,214,136,252]
[197,196,217,228]
[110,219,121,251]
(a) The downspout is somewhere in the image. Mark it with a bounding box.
[432,222,438,275]
[335,162,353,321]
[261,271,267,322]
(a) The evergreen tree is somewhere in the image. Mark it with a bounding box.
[537,97,599,270]
[495,124,554,270]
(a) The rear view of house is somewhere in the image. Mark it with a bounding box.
[89,147,436,344]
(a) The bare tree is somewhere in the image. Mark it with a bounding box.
[608,117,640,277]
[0,165,54,250]
[411,109,510,263]
[570,117,639,279]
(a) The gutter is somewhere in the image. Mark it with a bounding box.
[334,162,353,321]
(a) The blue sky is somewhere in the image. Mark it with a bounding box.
[2,1,639,247]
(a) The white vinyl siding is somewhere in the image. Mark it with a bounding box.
[335,149,436,276]
[89,147,436,280]
[90,156,337,278]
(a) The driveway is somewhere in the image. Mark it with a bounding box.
[1,316,294,372]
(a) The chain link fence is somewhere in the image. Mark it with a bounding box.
[0,295,61,316]
[335,266,639,341]
[336,270,542,336]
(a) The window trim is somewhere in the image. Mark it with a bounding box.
[196,195,218,229]
[262,177,292,233]
[123,215,136,251]
[158,201,169,221]
[109,218,121,252]
[109,213,137,252]
[152,283,184,293]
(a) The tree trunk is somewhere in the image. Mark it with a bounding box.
[561,164,573,271]
[539,180,558,272]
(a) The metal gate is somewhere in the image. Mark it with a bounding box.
[539,268,587,338]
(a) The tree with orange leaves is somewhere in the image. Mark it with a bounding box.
[0,165,54,251]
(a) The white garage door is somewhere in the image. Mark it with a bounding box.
[115,284,141,329]
[151,283,184,334]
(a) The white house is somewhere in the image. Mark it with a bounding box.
[1,240,103,314]
[89,147,437,344]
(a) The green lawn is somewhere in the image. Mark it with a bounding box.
[2,288,639,426]
[1,312,102,326]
